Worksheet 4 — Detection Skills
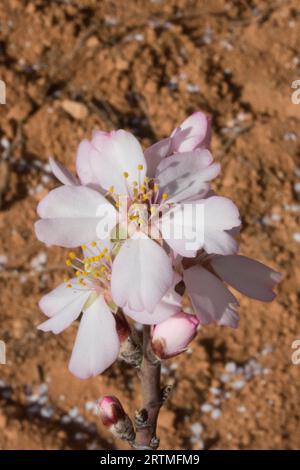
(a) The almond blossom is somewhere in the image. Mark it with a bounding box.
[34,112,281,450]
[35,120,240,312]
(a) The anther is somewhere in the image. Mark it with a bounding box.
[137,164,143,171]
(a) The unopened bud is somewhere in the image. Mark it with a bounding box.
[151,312,199,360]
[98,396,135,442]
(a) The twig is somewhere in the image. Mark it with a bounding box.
[134,325,162,450]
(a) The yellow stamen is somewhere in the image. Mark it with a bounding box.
[68,251,76,259]
[91,241,97,247]
[133,181,138,186]
[66,283,72,288]
[162,192,168,200]
[137,164,143,171]
[66,259,72,266]
[123,171,129,178]
[108,186,114,194]
[75,271,81,277]
[81,244,87,250]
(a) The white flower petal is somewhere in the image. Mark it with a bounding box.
[111,233,173,312]
[202,196,241,255]
[36,185,117,247]
[124,272,182,324]
[69,295,119,379]
[49,157,78,186]
[184,265,239,326]
[156,150,220,203]
[38,277,90,318]
[144,138,171,178]
[211,255,282,302]
[90,130,146,195]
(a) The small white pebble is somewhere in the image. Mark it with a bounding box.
[211,409,222,420]
[220,373,230,383]
[1,137,10,149]
[294,182,300,193]
[232,380,246,390]
[68,406,79,418]
[294,167,300,177]
[284,132,297,141]
[38,383,48,395]
[237,405,246,413]
[0,255,8,265]
[191,422,203,436]
[210,387,221,396]
[225,362,237,373]
[292,232,300,243]
[186,83,200,93]
[201,403,213,413]
[61,415,71,424]
[40,406,54,419]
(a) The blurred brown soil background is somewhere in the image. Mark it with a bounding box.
[0,0,299,450]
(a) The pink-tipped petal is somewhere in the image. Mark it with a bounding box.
[211,255,282,302]
[156,149,220,203]
[76,139,100,186]
[170,112,211,153]
[69,295,119,379]
[184,265,239,326]
[124,272,182,325]
[144,137,171,177]
[89,129,146,195]
[49,157,78,186]
[111,233,173,313]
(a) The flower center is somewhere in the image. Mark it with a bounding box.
[64,242,112,292]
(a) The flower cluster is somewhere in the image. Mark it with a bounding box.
[35,112,281,379]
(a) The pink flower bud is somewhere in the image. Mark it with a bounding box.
[151,312,199,360]
[98,396,135,442]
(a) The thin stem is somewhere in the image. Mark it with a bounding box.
[134,325,162,449]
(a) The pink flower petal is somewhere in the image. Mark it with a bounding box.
[211,255,282,302]
[184,265,239,326]
[76,139,100,187]
[156,149,220,203]
[69,295,120,379]
[49,157,78,186]
[144,138,171,177]
[124,272,182,324]
[170,112,211,153]
[111,233,173,312]
[89,129,146,195]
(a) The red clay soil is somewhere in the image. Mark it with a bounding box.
[0,0,299,450]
